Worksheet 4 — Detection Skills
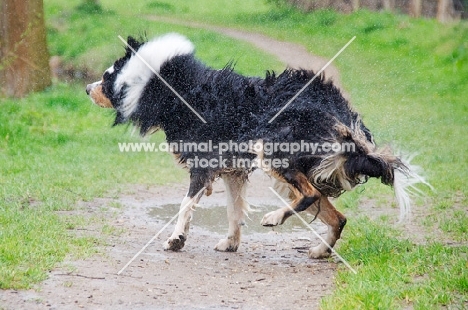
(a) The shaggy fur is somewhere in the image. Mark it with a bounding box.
[86,33,424,258]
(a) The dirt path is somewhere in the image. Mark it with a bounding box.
[0,22,346,310]
[1,172,337,309]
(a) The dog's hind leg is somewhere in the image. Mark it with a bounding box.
[261,170,320,227]
[305,197,347,259]
[261,171,346,258]
[163,170,211,251]
[214,172,249,252]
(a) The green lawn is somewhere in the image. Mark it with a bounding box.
[1,0,466,308]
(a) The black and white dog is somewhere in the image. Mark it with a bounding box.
[86,33,422,258]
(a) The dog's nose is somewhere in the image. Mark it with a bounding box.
[86,84,93,95]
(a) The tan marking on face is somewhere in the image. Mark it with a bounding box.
[90,84,113,108]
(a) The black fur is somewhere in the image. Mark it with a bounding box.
[101,36,405,199]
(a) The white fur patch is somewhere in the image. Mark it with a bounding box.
[312,154,352,190]
[105,65,114,75]
[215,174,250,252]
[115,33,195,118]
[394,155,433,222]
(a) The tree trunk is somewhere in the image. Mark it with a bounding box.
[352,0,360,11]
[0,0,51,97]
[409,0,422,17]
[437,0,455,22]
[382,0,395,11]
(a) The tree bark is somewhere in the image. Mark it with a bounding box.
[0,0,51,97]
[437,0,455,22]
[409,0,422,17]
[382,0,395,11]
[352,0,360,11]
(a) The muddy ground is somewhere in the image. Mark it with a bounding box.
[2,23,350,310]
[1,171,341,309]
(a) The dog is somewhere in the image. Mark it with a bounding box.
[86,33,424,258]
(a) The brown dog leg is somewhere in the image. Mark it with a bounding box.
[306,197,347,258]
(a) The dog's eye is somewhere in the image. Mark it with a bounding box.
[101,79,110,91]
[100,78,115,98]
[103,71,110,80]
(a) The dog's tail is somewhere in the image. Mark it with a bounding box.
[392,155,433,222]
[312,124,432,222]
[344,150,431,222]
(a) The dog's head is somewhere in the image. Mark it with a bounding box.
[85,36,141,109]
[86,33,194,122]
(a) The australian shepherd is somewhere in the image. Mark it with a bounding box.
[86,33,424,258]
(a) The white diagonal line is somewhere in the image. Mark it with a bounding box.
[268,187,357,274]
[268,36,356,123]
[117,187,206,275]
[117,35,207,124]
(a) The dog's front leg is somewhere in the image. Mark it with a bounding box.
[163,194,196,251]
[214,172,249,252]
[163,170,209,251]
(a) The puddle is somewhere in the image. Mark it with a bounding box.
[148,204,322,235]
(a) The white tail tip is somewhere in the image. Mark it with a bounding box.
[393,155,433,222]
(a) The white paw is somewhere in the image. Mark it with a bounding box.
[214,238,239,252]
[261,210,285,226]
[163,234,186,251]
[308,244,331,259]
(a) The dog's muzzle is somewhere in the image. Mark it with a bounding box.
[86,82,100,95]
[85,81,113,108]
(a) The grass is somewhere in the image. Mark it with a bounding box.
[1,0,466,307]
[45,0,283,77]
[321,219,468,309]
